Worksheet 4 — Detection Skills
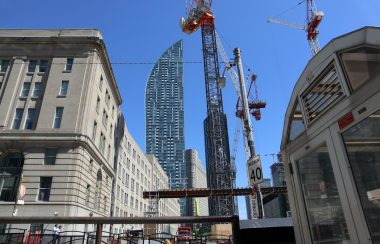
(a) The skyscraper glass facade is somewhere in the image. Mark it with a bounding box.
[145,40,185,192]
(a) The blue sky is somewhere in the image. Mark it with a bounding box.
[3,0,380,219]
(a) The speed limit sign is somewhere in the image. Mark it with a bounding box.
[248,156,264,185]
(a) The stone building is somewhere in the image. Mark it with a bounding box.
[0,29,179,234]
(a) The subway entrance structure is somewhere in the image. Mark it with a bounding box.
[281,26,380,243]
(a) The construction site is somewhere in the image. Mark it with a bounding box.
[1,0,380,243]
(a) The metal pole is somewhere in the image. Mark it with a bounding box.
[231,215,241,244]
[233,48,255,160]
[95,223,102,244]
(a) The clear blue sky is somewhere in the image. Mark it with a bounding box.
[3,0,380,219]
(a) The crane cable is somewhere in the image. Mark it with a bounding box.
[272,0,306,18]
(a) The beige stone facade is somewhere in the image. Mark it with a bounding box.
[111,125,180,234]
[0,29,179,234]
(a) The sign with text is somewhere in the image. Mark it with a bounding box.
[248,156,264,185]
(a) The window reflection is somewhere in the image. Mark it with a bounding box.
[340,46,380,91]
[343,109,380,242]
[297,144,350,243]
[288,101,305,142]
[0,152,24,202]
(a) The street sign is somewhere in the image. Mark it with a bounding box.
[248,156,264,185]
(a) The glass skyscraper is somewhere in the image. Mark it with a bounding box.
[145,40,185,194]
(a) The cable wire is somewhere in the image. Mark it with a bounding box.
[272,0,306,18]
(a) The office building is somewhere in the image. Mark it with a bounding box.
[185,149,208,216]
[0,29,180,234]
[0,29,121,232]
[111,123,180,234]
[262,161,289,218]
[145,40,186,214]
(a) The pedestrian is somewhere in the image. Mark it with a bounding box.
[34,227,41,244]
[57,226,62,243]
[52,224,58,243]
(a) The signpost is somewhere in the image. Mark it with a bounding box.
[248,156,264,186]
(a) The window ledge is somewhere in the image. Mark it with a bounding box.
[62,70,72,73]
[19,96,27,100]
[0,71,6,75]
[37,72,45,76]
[57,95,67,98]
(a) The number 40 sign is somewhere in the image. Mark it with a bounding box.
[248,156,264,185]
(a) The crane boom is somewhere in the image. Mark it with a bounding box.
[267,0,323,55]
[267,17,305,30]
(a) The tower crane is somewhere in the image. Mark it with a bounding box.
[181,0,235,216]
[268,0,324,55]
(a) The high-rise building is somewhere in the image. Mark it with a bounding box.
[145,40,186,213]
[263,160,289,218]
[185,149,209,216]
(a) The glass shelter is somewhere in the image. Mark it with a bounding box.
[281,27,380,244]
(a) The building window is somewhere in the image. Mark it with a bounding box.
[131,179,135,191]
[109,125,113,138]
[85,184,90,206]
[99,75,103,90]
[104,196,107,213]
[342,109,380,241]
[96,97,100,113]
[28,60,37,73]
[107,145,111,160]
[102,110,107,126]
[89,160,93,174]
[39,60,48,73]
[59,80,69,96]
[125,193,128,205]
[340,46,380,91]
[105,90,110,106]
[0,60,10,72]
[125,173,129,187]
[53,107,64,128]
[44,149,57,165]
[38,177,52,202]
[297,144,349,242]
[12,108,24,129]
[24,108,36,129]
[94,170,102,210]
[99,133,105,154]
[92,121,97,141]
[21,82,31,97]
[33,83,43,97]
[117,163,121,178]
[0,152,24,202]
[65,58,74,72]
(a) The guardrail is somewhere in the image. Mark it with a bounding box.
[0,215,241,244]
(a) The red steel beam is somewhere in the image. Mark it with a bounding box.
[143,187,287,199]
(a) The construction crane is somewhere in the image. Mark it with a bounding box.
[181,0,235,216]
[215,34,265,183]
[268,0,324,55]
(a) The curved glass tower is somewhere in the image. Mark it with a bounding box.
[145,40,185,192]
